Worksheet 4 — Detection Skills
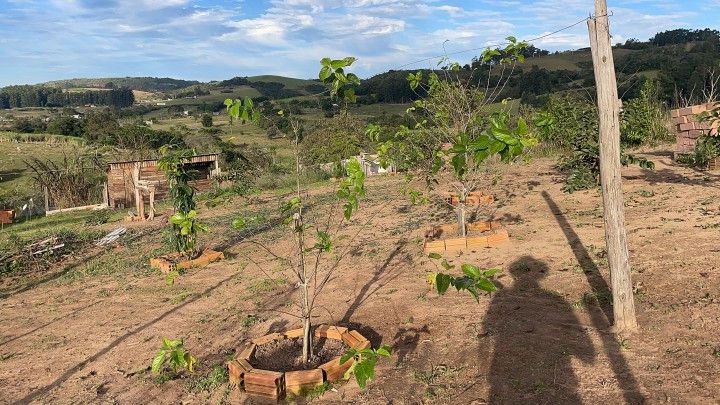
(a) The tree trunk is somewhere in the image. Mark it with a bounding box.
[293,127,313,364]
[457,187,468,237]
[588,0,638,333]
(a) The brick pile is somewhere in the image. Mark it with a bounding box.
[671,102,719,154]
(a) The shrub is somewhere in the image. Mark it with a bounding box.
[535,95,654,193]
[201,114,213,128]
[621,80,672,146]
[679,135,720,168]
[300,115,365,165]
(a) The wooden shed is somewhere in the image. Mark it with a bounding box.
[106,154,220,209]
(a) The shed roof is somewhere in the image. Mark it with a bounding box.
[107,154,219,171]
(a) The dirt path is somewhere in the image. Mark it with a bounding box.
[1,147,720,404]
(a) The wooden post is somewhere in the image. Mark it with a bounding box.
[102,182,109,207]
[43,186,50,213]
[588,0,638,332]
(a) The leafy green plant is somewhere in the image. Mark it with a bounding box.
[319,57,361,105]
[340,345,392,389]
[536,95,654,193]
[680,134,720,168]
[426,253,498,301]
[621,80,672,146]
[151,338,197,377]
[157,146,207,257]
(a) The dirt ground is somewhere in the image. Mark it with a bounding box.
[2,146,720,404]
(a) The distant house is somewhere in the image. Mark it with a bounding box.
[106,154,220,209]
[358,153,396,176]
[319,153,396,177]
[72,114,83,119]
[156,102,166,106]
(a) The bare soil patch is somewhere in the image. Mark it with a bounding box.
[1,146,720,404]
[251,337,347,372]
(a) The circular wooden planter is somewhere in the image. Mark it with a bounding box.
[228,325,370,399]
[423,221,509,253]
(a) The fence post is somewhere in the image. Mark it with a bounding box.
[588,0,638,332]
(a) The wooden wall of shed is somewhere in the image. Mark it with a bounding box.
[107,163,215,209]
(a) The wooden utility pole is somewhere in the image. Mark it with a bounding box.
[588,0,638,332]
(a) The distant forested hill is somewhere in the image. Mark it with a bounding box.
[357,28,720,107]
[42,77,200,92]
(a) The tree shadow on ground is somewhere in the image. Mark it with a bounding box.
[484,256,595,403]
[0,169,25,183]
[542,191,646,404]
[340,239,408,324]
[14,272,241,404]
[0,300,102,347]
[625,168,720,187]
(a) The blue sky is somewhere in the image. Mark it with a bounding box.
[0,0,717,87]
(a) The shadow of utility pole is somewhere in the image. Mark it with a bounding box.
[542,190,646,404]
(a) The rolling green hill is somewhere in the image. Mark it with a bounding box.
[42,77,200,92]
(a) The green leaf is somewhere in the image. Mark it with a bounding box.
[376,345,392,357]
[319,66,332,81]
[170,350,182,372]
[436,273,451,294]
[184,352,197,372]
[461,264,481,279]
[151,350,167,375]
[476,277,497,293]
[483,268,500,277]
[340,348,357,364]
[428,252,442,260]
[166,271,180,286]
[170,212,185,225]
[441,259,453,270]
[354,358,376,389]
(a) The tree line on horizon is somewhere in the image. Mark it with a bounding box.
[0,86,134,109]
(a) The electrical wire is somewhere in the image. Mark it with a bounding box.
[395,14,612,70]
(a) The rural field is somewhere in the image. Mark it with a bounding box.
[1,1,720,403]
[1,146,720,404]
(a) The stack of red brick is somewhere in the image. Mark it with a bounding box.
[671,102,719,154]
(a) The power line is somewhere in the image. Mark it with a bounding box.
[395,15,609,70]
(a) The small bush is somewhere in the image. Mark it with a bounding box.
[536,94,654,193]
[679,135,720,168]
[621,80,672,146]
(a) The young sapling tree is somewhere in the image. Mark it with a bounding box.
[233,57,390,389]
[157,146,208,258]
[369,38,536,237]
